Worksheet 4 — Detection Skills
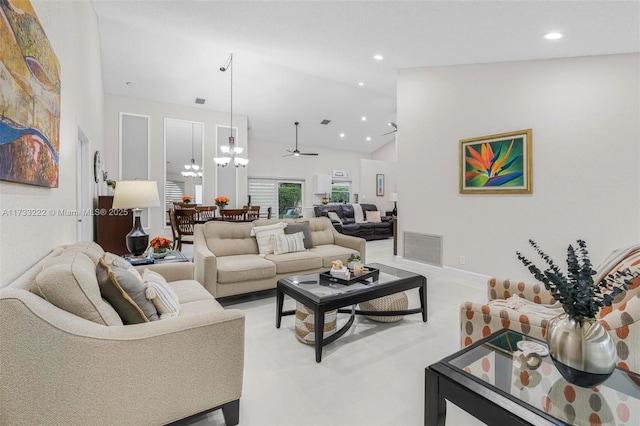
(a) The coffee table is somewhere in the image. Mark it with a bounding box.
[276,262,427,362]
[425,329,640,425]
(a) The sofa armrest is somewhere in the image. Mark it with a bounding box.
[487,277,555,304]
[194,225,219,296]
[0,289,245,425]
[332,231,366,263]
[134,262,194,282]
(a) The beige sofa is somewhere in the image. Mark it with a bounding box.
[194,217,366,298]
[0,242,244,426]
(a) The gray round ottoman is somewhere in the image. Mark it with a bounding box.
[359,292,408,322]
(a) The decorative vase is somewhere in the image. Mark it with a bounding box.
[153,248,168,259]
[216,203,227,210]
[546,314,616,387]
[321,194,329,205]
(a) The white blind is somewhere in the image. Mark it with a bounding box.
[248,179,277,216]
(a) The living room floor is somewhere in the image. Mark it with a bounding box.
[180,239,487,426]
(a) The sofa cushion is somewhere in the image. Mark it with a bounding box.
[203,221,257,257]
[143,269,180,319]
[327,211,342,223]
[179,298,226,316]
[97,254,159,324]
[250,222,287,255]
[216,254,277,284]
[272,232,306,255]
[305,217,335,246]
[309,244,361,268]
[31,252,122,326]
[265,251,323,274]
[285,222,314,249]
[61,242,105,264]
[365,210,382,223]
[169,279,217,304]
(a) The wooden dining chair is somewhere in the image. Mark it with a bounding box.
[173,201,196,210]
[243,206,260,221]
[259,207,272,219]
[195,205,217,222]
[173,209,195,250]
[168,209,180,248]
[220,209,246,221]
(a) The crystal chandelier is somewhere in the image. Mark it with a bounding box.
[182,123,202,178]
[214,53,249,167]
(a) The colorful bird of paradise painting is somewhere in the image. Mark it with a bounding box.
[0,0,61,187]
[460,130,532,194]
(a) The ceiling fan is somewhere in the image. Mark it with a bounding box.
[284,122,319,157]
[382,122,398,136]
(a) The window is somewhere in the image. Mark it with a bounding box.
[248,178,304,219]
[331,183,350,203]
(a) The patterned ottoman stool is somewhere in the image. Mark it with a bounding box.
[359,292,408,322]
[295,302,337,345]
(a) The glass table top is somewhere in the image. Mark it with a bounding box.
[279,262,422,303]
[447,330,640,426]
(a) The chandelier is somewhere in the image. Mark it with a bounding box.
[214,53,249,167]
[182,123,202,178]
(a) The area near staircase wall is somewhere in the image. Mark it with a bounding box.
[0,2,104,286]
[397,54,640,282]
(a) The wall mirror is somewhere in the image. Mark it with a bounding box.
[164,118,204,226]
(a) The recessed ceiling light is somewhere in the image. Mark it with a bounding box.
[373,54,384,60]
[366,137,371,141]
[340,133,345,138]
[544,32,563,40]
[358,82,364,86]
[361,116,367,121]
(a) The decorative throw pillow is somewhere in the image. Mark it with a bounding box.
[327,211,342,223]
[271,232,306,255]
[366,210,382,223]
[250,222,287,255]
[97,254,159,324]
[285,222,314,249]
[143,269,180,319]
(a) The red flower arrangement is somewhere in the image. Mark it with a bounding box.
[182,195,193,203]
[150,237,172,252]
[214,196,230,209]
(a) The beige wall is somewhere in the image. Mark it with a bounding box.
[397,54,640,281]
[0,0,105,285]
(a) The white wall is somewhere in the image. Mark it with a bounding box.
[397,54,640,281]
[360,159,397,214]
[103,94,248,237]
[371,138,397,162]
[0,0,105,285]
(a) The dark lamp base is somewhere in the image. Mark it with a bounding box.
[126,212,149,256]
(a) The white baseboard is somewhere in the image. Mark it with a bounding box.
[394,256,490,288]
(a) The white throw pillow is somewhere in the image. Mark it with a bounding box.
[271,232,306,255]
[366,210,382,223]
[143,269,180,319]
[327,211,342,223]
[251,222,288,255]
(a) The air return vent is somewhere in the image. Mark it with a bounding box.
[403,232,442,267]
[195,98,206,104]
[320,119,331,125]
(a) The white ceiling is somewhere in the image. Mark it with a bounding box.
[91,0,639,154]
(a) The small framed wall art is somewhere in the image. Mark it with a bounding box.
[459,129,532,194]
[376,174,385,196]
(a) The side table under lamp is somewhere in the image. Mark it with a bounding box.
[112,180,160,256]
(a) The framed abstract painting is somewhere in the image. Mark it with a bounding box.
[459,129,532,194]
[0,0,61,187]
[376,174,384,196]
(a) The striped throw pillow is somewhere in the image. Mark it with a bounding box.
[143,269,180,319]
[272,232,306,255]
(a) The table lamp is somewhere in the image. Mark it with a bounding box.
[112,180,160,256]
[389,192,398,216]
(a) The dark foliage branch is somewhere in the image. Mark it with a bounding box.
[516,239,639,322]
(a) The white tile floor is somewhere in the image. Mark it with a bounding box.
[180,239,488,426]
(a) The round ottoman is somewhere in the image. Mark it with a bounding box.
[295,302,338,345]
[359,292,408,322]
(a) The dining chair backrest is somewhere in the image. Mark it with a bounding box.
[258,206,272,219]
[168,209,180,242]
[195,205,217,221]
[173,201,196,210]
[221,209,246,221]
[174,209,195,235]
[243,206,260,220]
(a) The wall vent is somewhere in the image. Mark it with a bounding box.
[195,97,206,104]
[403,232,443,267]
[320,119,331,125]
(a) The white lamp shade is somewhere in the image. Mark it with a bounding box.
[112,180,161,209]
[389,192,398,202]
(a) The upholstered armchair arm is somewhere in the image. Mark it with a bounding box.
[459,300,553,347]
[0,289,245,425]
[332,231,366,263]
[487,277,555,305]
[194,225,219,296]
[134,262,194,282]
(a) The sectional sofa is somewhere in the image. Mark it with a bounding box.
[193,217,366,298]
[313,203,393,240]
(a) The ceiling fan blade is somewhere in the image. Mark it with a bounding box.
[381,130,397,136]
[282,153,294,157]
[300,152,319,156]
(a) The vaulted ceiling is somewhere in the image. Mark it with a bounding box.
[91,0,639,154]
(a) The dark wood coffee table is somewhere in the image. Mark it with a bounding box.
[276,263,427,362]
[425,329,640,425]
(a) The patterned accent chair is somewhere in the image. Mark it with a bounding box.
[460,251,640,374]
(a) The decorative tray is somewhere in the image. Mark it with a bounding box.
[319,267,379,285]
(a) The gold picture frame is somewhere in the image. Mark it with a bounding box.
[459,129,532,194]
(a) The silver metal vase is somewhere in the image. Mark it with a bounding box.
[546,313,616,387]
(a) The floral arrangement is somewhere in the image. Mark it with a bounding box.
[516,239,639,322]
[150,237,172,253]
[182,195,193,203]
[215,196,230,209]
